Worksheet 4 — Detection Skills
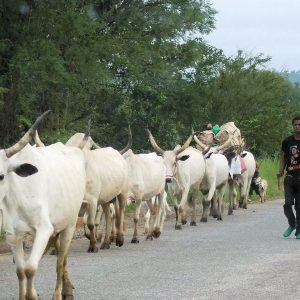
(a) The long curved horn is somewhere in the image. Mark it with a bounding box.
[193,134,208,151]
[78,120,91,150]
[119,125,132,155]
[34,130,45,147]
[147,129,164,154]
[174,134,193,155]
[5,110,51,158]
[91,138,101,149]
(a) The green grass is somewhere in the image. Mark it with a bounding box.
[257,157,284,199]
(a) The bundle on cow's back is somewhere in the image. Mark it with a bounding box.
[214,122,245,154]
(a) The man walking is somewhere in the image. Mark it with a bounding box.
[278,116,300,238]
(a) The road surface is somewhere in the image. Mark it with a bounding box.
[0,199,299,300]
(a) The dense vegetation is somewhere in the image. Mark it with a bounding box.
[1,1,300,157]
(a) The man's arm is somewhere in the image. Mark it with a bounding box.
[277,150,286,177]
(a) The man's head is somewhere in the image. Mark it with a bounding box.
[292,116,300,134]
[292,116,300,125]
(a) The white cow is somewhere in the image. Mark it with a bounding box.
[198,152,229,222]
[0,111,86,300]
[80,147,128,252]
[123,150,166,243]
[193,136,230,222]
[66,129,130,252]
[227,151,256,214]
[147,131,206,229]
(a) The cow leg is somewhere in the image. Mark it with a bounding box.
[25,222,53,300]
[228,179,234,215]
[100,202,111,249]
[115,193,126,247]
[85,194,98,253]
[132,200,142,243]
[143,202,151,235]
[52,227,75,300]
[11,241,26,300]
[144,210,150,235]
[201,183,215,222]
[240,180,249,209]
[159,202,167,233]
[209,198,215,217]
[110,204,116,242]
[200,197,210,222]
[152,192,164,238]
[146,200,156,240]
[216,184,226,221]
[95,205,103,242]
[211,193,219,218]
[177,189,189,229]
[189,189,197,226]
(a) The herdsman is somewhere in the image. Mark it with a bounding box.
[278,116,300,239]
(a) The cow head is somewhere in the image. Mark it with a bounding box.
[147,130,192,183]
[0,111,50,202]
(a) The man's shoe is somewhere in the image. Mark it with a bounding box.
[295,232,300,239]
[283,226,295,237]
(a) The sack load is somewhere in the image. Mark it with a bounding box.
[214,122,245,154]
[194,122,245,154]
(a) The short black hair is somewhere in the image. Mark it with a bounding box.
[292,116,300,124]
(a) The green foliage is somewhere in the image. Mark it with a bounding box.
[0,0,299,156]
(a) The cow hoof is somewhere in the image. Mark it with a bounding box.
[131,238,139,244]
[49,248,57,255]
[233,204,238,210]
[212,214,218,218]
[63,295,74,300]
[175,224,182,230]
[87,246,98,253]
[100,242,110,250]
[182,219,187,225]
[238,202,243,208]
[217,216,223,221]
[152,230,161,238]
[116,236,124,247]
[146,235,153,240]
[200,217,207,223]
[190,221,197,226]
[242,203,247,209]
[228,209,233,215]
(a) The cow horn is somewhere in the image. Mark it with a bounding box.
[175,134,193,155]
[78,120,91,149]
[91,138,101,149]
[119,125,132,155]
[34,130,45,147]
[5,110,51,158]
[147,129,164,154]
[193,134,208,151]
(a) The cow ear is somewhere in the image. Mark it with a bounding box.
[241,153,247,158]
[13,163,38,177]
[178,155,190,161]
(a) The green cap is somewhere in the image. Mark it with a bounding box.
[212,124,220,135]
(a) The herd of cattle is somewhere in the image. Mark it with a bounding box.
[0,111,267,300]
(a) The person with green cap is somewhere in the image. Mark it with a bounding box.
[278,116,300,239]
[212,124,220,135]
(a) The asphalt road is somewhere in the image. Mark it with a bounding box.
[0,199,300,300]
